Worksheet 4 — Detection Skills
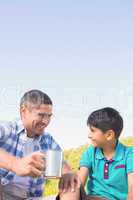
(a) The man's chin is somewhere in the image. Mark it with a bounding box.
[35,128,45,135]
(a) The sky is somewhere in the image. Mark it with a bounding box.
[0,0,133,149]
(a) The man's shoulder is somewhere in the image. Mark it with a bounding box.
[40,132,61,150]
[41,132,52,139]
[0,120,16,130]
[40,132,56,144]
[0,118,24,133]
[0,119,22,141]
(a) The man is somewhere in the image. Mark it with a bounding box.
[0,89,70,199]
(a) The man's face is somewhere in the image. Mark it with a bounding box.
[88,126,108,148]
[21,104,53,137]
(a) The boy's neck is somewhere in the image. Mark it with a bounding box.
[102,140,117,160]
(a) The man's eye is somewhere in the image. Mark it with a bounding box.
[38,113,47,118]
[38,113,52,118]
[38,113,44,117]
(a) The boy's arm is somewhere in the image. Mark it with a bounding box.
[78,167,89,187]
[127,173,133,200]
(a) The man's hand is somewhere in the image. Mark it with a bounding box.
[11,151,45,177]
[59,172,81,193]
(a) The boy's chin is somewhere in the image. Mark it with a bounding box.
[91,142,98,147]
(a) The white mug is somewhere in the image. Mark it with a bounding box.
[44,150,63,179]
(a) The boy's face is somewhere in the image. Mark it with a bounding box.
[88,126,110,148]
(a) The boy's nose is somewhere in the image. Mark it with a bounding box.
[88,132,92,139]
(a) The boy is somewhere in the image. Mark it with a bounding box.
[58,107,133,200]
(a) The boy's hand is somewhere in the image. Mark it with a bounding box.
[11,151,45,177]
[59,172,81,193]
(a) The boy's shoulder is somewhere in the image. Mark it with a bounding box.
[85,142,133,157]
[114,142,133,162]
[83,144,97,156]
[120,142,133,154]
[118,141,133,149]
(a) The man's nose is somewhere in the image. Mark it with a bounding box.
[42,116,50,124]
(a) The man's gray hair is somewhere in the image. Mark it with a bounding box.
[20,89,53,107]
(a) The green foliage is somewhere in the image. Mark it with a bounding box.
[44,179,59,196]
[44,137,133,196]
[63,144,88,171]
[121,136,133,146]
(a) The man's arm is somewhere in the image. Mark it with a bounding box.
[59,166,89,193]
[127,173,133,200]
[62,161,71,174]
[0,148,44,177]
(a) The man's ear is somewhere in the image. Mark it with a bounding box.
[106,130,115,141]
[20,105,26,116]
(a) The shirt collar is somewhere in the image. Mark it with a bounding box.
[113,141,125,161]
[95,141,125,161]
[16,118,25,134]
[15,118,42,142]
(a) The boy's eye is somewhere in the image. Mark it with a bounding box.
[90,128,94,132]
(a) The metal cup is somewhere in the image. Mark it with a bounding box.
[44,150,63,179]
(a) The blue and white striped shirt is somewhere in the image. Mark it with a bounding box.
[0,119,61,197]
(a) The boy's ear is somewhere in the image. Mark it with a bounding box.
[106,130,115,140]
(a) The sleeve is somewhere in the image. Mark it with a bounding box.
[0,122,12,142]
[80,145,94,169]
[126,149,133,174]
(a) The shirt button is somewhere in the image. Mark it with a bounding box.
[105,170,108,173]
[1,179,9,185]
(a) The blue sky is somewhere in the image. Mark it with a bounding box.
[0,0,133,148]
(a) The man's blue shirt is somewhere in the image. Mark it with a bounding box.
[0,119,61,197]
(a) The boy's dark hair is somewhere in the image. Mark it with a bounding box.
[20,89,53,107]
[87,107,123,139]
